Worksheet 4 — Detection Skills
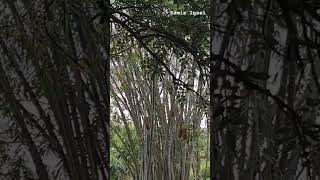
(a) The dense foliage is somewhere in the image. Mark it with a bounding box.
[1,0,320,179]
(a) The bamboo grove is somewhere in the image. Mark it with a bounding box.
[1,0,320,179]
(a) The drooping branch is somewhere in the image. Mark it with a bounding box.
[111,15,208,104]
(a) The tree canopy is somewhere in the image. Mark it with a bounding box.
[1,0,320,179]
